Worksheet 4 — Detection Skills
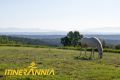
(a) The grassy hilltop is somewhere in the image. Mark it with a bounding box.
[0,46,120,80]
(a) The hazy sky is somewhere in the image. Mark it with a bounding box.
[0,0,120,33]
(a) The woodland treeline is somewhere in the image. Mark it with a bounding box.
[0,35,48,46]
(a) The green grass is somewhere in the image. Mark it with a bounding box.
[0,46,120,80]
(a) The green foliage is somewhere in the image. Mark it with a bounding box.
[61,31,83,47]
[61,37,71,46]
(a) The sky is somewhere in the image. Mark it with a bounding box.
[0,0,120,34]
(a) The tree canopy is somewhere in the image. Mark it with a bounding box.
[61,31,83,46]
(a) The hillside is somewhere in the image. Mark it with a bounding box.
[0,35,53,46]
[11,34,120,46]
[1,33,120,46]
[12,35,65,46]
[0,46,120,80]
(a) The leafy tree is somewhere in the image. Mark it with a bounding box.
[73,31,83,47]
[61,31,83,46]
[67,31,74,45]
[61,36,71,46]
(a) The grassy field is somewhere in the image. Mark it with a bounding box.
[0,46,120,80]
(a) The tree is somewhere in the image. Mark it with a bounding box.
[61,31,83,46]
[67,31,74,45]
[61,36,71,46]
[73,31,83,47]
